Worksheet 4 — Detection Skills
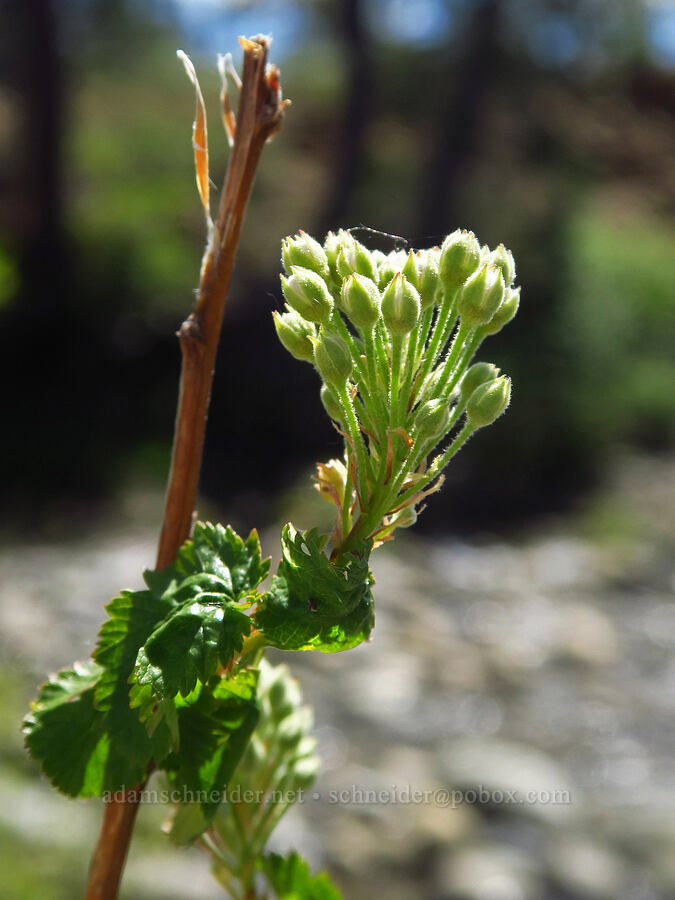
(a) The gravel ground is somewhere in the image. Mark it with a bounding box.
[1,452,673,899]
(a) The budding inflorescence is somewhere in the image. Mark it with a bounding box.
[274,228,519,555]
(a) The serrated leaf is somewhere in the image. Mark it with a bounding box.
[164,669,260,818]
[23,661,164,796]
[254,525,374,652]
[127,524,265,710]
[24,662,106,797]
[93,589,175,710]
[126,523,265,716]
[260,851,342,899]
[191,523,270,599]
[135,598,252,699]
[143,523,269,603]
[26,522,266,799]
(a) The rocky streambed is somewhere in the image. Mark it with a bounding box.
[1,453,673,899]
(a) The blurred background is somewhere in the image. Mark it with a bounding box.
[0,0,674,897]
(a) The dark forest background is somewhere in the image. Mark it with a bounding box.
[1,0,674,536]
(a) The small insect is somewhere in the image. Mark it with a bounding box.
[345,224,410,252]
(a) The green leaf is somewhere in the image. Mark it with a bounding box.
[25,522,267,800]
[163,670,260,818]
[260,851,342,899]
[150,522,269,602]
[24,662,106,797]
[191,523,270,599]
[129,523,267,707]
[133,598,252,699]
[93,588,175,710]
[254,525,374,652]
[23,660,164,796]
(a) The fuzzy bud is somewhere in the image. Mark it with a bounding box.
[281,266,333,323]
[459,362,501,404]
[240,736,266,771]
[335,232,377,281]
[315,458,348,505]
[481,286,520,336]
[312,332,352,386]
[341,273,381,329]
[415,398,451,442]
[457,264,505,327]
[320,384,343,421]
[381,272,421,335]
[324,230,340,271]
[273,309,316,361]
[439,229,481,293]
[291,755,321,789]
[487,243,516,287]
[419,251,440,310]
[377,250,407,290]
[282,231,330,282]
[402,249,421,289]
[466,375,511,429]
[276,708,313,750]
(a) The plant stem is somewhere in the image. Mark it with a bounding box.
[336,381,370,506]
[84,36,285,900]
[389,333,404,426]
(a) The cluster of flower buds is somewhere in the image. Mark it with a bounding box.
[274,227,518,554]
[189,660,320,889]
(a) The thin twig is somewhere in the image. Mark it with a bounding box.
[84,35,285,900]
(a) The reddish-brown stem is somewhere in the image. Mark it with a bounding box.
[84,36,285,900]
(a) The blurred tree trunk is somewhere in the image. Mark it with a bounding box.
[414,0,502,242]
[12,0,65,311]
[318,0,371,233]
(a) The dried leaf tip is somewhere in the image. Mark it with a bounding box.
[217,53,238,147]
[239,34,270,54]
[177,49,211,225]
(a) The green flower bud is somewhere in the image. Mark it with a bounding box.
[292,736,318,761]
[335,233,377,281]
[402,249,421,289]
[320,383,343,421]
[324,230,339,270]
[415,398,451,442]
[282,231,330,282]
[276,707,313,750]
[341,273,381,329]
[291,755,321,789]
[371,249,387,269]
[267,674,300,719]
[273,309,316,361]
[466,375,511,429]
[313,331,352,386]
[487,243,516,287]
[240,736,266,771]
[439,229,481,292]
[281,266,333,323]
[315,458,348,505]
[459,362,501,404]
[457,264,505,327]
[381,272,421,335]
[481,286,520,336]
[419,250,440,310]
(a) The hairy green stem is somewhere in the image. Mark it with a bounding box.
[336,381,371,507]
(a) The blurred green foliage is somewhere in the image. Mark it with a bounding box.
[561,197,675,447]
[1,0,673,527]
